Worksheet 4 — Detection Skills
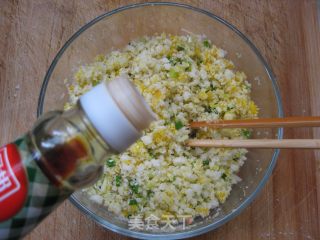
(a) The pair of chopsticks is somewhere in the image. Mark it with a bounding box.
[186,116,320,149]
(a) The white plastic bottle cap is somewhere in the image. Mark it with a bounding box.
[79,76,156,152]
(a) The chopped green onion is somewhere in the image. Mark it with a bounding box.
[175,120,184,130]
[191,161,195,168]
[210,84,217,91]
[195,58,203,66]
[106,159,116,167]
[168,56,182,66]
[148,149,155,158]
[212,107,219,115]
[222,173,227,180]
[169,68,179,78]
[204,106,212,113]
[129,180,139,194]
[129,199,138,205]
[92,80,99,86]
[233,156,240,161]
[115,175,122,186]
[177,45,185,51]
[203,159,210,166]
[203,39,211,48]
[244,83,251,90]
[242,129,252,138]
[147,190,153,198]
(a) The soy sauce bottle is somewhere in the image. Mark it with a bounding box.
[0,77,155,239]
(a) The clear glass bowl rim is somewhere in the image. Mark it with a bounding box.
[37,2,284,239]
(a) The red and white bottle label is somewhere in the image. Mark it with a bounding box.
[0,144,28,222]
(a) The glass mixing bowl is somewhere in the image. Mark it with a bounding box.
[37,2,283,239]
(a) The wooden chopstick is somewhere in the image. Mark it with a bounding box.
[190,116,320,129]
[186,139,320,149]
[188,116,320,149]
